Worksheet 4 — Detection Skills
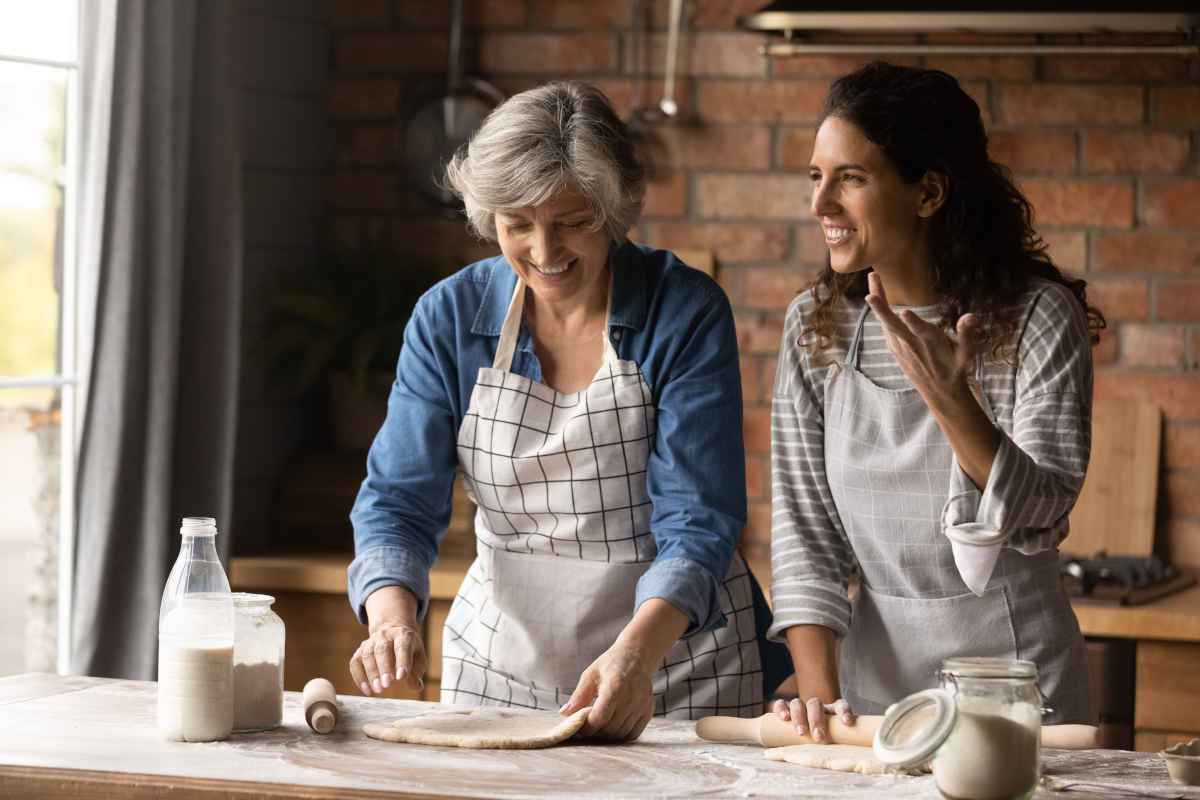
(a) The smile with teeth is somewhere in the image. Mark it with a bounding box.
[533,258,575,276]
[824,226,855,245]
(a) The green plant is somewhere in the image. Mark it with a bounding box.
[259,250,433,397]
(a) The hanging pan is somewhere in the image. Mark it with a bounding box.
[400,0,506,210]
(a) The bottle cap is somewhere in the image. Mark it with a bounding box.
[873,688,957,769]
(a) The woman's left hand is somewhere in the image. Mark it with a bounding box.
[559,643,655,741]
[865,271,980,410]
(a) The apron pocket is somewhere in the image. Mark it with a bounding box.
[488,548,649,692]
[840,583,1017,711]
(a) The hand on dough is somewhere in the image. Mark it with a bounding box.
[560,643,655,742]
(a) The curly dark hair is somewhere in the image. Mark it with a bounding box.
[802,62,1105,363]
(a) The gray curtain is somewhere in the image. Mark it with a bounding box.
[72,0,243,680]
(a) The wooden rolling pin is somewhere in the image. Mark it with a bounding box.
[303,678,339,734]
[696,713,1097,750]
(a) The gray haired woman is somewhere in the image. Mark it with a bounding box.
[346,81,790,740]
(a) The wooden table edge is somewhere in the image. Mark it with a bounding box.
[0,764,451,800]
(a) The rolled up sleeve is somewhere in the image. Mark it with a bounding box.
[639,280,746,636]
[348,295,459,625]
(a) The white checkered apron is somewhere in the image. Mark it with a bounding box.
[440,275,763,718]
[829,305,1090,722]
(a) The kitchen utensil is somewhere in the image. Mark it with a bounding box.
[629,0,686,126]
[400,0,504,209]
[303,677,338,734]
[1162,738,1200,786]
[696,713,1097,750]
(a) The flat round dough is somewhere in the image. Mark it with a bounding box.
[764,744,930,776]
[363,706,592,750]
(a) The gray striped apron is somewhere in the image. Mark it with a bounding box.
[828,304,1092,723]
[440,273,763,719]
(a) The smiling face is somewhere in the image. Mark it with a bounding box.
[808,115,932,278]
[494,184,611,309]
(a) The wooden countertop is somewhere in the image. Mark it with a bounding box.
[232,554,1200,644]
[1,673,1193,800]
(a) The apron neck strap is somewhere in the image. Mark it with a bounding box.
[845,303,871,369]
[491,267,618,372]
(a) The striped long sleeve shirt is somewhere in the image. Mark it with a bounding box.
[767,280,1094,641]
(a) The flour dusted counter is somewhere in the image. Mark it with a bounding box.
[0,673,1195,799]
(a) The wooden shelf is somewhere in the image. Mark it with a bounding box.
[1071,572,1200,644]
[230,553,472,600]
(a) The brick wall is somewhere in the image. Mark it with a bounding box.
[325,0,1200,569]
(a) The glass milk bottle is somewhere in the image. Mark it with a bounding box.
[157,517,235,742]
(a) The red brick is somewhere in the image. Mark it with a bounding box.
[744,406,771,455]
[1152,86,1200,127]
[642,170,687,218]
[924,56,1035,81]
[651,222,790,262]
[989,130,1076,174]
[1166,473,1200,517]
[697,175,808,220]
[1083,131,1191,174]
[328,171,399,211]
[741,358,764,407]
[997,85,1144,126]
[745,454,768,500]
[1192,330,1200,371]
[1092,327,1118,365]
[327,78,401,119]
[1165,518,1200,568]
[389,218,497,266]
[1041,55,1188,82]
[628,32,767,78]
[1156,279,1200,322]
[778,127,816,170]
[1120,324,1186,368]
[1087,277,1149,321]
[697,80,826,124]
[326,0,390,28]
[745,500,772,550]
[1039,230,1086,275]
[771,54,920,78]
[736,312,787,355]
[653,125,771,170]
[335,32,448,73]
[393,0,527,29]
[1093,372,1200,421]
[480,33,616,75]
[744,266,807,311]
[650,0,764,29]
[1019,179,1134,228]
[1143,180,1200,230]
[528,0,631,27]
[1093,232,1200,274]
[1165,424,1200,470]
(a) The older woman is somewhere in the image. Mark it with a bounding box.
[769,62,1105,741]
[347,81,789,740]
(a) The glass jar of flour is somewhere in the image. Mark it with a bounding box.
[157,517,235,742]
[231,593,285,732]
[873,657,1043,800]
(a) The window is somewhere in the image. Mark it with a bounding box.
[0,0,78,676]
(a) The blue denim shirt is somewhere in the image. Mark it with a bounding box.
[347,241,747,636]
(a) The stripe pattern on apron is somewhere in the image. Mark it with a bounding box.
[441,272,763,719]
[828,304,1091,723]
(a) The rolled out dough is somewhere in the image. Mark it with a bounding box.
[764,744,930,776]
[363,706,592,750]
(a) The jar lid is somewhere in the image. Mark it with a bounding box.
[873,688,957,769]
[941,657,1037,679]
[232,592,276,607]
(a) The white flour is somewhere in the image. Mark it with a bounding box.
[157,639,234,742]
[233,660,282,732]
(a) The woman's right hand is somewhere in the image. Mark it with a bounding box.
[349,585,427,696]
[772,697,855,742]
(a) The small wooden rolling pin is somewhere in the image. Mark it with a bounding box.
[303,678,339,734]
[696,713,1097,750]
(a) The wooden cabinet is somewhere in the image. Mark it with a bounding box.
[1133,641,1200,749]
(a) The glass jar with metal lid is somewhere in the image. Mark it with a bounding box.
[231,593,285,732]
[873,657,1043,800]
